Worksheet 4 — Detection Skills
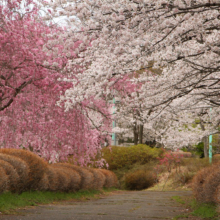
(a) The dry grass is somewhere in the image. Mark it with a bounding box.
[0,149,48,190]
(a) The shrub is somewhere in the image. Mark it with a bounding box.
[99,169,118,188]
[42,166,59,191]
[213,154,220,163]
[192,166,215,202]
[0,167,8,193]
[87,168,105,190]
[171,170,195,185]
[49,165,71,192]
[158,152,183,173]
[102,145,163,170]
[214,184,220,204]
[0,160,19,192]
[181,158,210,173]
[194,142,205,158]
[0,149,48,190]
[51,163,93,190]
[124,169,155,190]
[36,173,49,191]
[172,151,192,158]
[0,153,30,192]
[202,163,220,203]
[50,164,81,192]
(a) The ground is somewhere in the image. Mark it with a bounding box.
[0,190,202,220]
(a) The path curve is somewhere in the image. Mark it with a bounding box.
[0,191,192,220]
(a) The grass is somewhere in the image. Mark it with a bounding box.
[0,188,118,214]
[190,199,218,219]
[172,195,219,220]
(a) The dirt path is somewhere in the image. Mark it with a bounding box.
[0,191,193,220]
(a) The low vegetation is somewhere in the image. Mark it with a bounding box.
[101,144,164,170]
[172,195,219,220]
[0,189,117,214]
[0,149,118,194]
[98,144,215,191]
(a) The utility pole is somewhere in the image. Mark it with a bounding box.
[209,108,212,163]
[112,97,116,146]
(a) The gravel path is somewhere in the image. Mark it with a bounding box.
[0,190,193,220]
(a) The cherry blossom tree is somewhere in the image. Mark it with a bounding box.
[38,0,220,151]
[0,0,112,165]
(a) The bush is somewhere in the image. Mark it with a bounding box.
[0,167,8,193]
[0,153,29,192]
[171,170,195,185]
[50,164,81,192]
[99,169,118,188]
[172,151,192,158]
[214,183,220,204]
[51,163,94,190]
[36,172,49,191]
[86,168,105,190]
[0,149,48,190]
[102,145,163,170]
[49,165,71,192]
[42,166,59,192]
[202,163,220,203]
[180,158,211,173]
[0,160,19,192]
[194,142,205,158]
[124,169,155,190]
[192,166,215,202]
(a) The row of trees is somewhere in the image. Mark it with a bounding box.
[1,0,220,163]
[41,0,220,152]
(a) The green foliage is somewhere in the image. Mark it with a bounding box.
[194,142,204,158]
[181,147,188,152]
[102,144,163,170]
[124,169,155,190]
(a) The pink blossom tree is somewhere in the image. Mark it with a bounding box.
[0,0,112,165]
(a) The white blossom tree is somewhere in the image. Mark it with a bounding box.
[40,0,220,152]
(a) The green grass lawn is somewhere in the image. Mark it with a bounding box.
[0,188,117,214]
[172,195,219,220]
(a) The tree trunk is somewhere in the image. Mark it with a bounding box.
[139,124,143,144]
[203,136,208,158]
[133,123,139,145]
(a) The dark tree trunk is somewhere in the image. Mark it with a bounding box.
[139,124,143,144]
[133,123,139,145]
